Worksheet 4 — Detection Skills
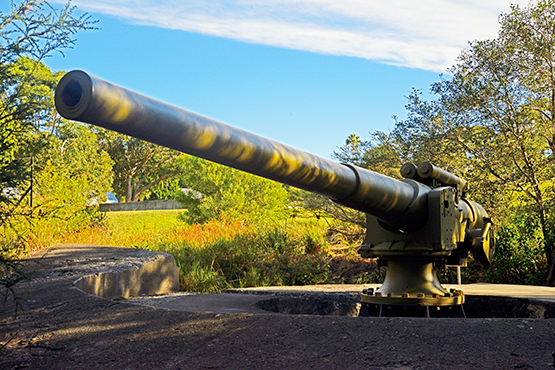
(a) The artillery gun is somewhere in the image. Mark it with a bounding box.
[55,70,494,317]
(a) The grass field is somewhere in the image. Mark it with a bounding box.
[52,209,249,249]
[6,208,380,293]
[87,210,380,291]
[5,206,545,292]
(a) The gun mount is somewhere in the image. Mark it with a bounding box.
[55,70,494,317]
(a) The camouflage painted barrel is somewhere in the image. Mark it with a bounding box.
[55,70,419,220]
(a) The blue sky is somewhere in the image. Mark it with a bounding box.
[19,1,531,159]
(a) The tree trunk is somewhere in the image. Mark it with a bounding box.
[540,208,555,286]
[546,236,553,280]
[125,176,133,203]
[131,172,175,203]
[544,238,555,286]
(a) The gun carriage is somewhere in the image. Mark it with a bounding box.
[55,70,494,317]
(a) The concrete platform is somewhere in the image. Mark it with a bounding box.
[3,244,555,369]
[125,283,555,317]
[20,244,555,315]
[227,282,555,302]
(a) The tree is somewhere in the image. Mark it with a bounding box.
[430,0,555,284]
[97,130,184,202]
[0,1,95,232]
[176,156,290,224]
[333,134,368,167]
[0,58,112,226]
[1,1,95,312]
[0,59,113,260]
[146,176,182,201]
[0,1,95,166]
[353,0,555,285]
[330,132,400,241]
[35,120,113,202]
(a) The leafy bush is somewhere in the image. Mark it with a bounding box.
[147,177,182,200]
[176,157,290,224]
[2,161,107,251]
[465,213,547,285]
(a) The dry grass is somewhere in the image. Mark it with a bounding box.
[4,208,379,293]
[36,210,252,249]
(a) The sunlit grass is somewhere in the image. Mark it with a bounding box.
[55,209,254,249]
[4,208,379,292]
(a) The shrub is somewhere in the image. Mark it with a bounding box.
[472,213,547,285]
[176,157,290,224]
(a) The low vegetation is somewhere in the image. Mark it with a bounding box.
[110,209,382,292]
[1,207,382,293]
[4,159,552,293]
[5,203,548,293]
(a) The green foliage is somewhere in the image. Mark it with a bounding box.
[332,0,555,285]
[1,156,108,257]
[147,177,182,200]
[290,189,366,245]
[0,65,112,253]
[0,57,59,194]
[0,1,95,169]
[0,58,63,239]
[1,1,96,62]
[333,132,404,179]
[151,227,331,293]
[33,161,105,235]
[34,121,113,202]
[177,156,290,224]
[428,0,555,283]
[0,1,96,241]
[333,134,369,167]
[485,214,546,285]
[17,207,380,293]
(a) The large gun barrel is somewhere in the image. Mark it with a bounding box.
[55,70,418,222]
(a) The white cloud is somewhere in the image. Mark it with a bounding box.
[54,0,532,72]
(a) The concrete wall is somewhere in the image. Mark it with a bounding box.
[99,200,182,212]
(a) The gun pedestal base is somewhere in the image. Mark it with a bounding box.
[359,260,465,317]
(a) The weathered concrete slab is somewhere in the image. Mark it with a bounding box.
[35,244,180,299]
[73,252,179,299]
[127,283,555,318]
[2,244,555,369]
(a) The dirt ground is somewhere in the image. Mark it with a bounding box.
[2,245,555,369]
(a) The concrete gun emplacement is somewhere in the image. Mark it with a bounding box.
[55,70,494,317]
